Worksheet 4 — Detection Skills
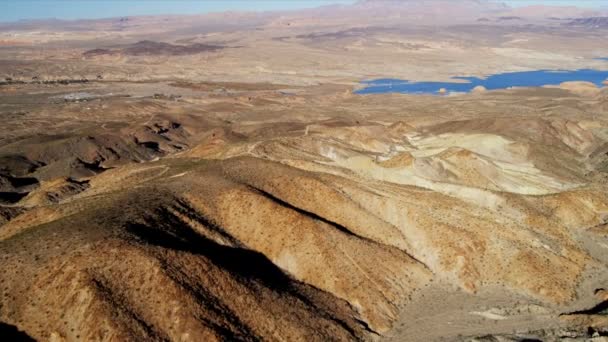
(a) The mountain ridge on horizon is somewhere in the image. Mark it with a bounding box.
[1,0,605,25]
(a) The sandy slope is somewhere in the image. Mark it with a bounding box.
[2,1,608,339]
[1,80,608,341]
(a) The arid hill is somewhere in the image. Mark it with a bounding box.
[2,0,608,340]
[1,80,608,340]
[84,41,225,58]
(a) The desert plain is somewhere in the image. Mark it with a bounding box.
[2,1,608,341]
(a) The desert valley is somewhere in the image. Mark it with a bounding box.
[1,1,608,341]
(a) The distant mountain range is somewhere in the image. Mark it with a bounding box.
[565,16,608,28]
[1,0,607,32]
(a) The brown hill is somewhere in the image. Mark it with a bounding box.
[84,41,225,58]
[2,84,608,340]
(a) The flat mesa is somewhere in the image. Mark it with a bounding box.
[356,69,608,94]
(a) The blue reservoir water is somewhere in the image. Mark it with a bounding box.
[356,69,608,95]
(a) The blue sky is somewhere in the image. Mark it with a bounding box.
[0,1,356,22]
[0,1,605,23]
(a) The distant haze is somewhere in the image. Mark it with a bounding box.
[0,0,605,22]
[504,0,606,7]
[0,1,357,22]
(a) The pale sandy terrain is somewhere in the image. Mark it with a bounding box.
[2,1,608,341]
[0,1,607,85]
